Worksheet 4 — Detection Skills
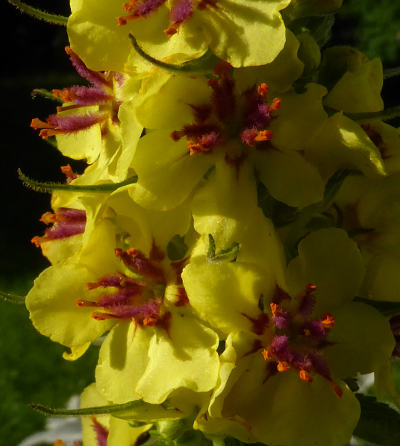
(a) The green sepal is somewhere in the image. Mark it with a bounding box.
[323,168,357,204]
[354,297,400,317]
[167,235,188,261]
[30,399,183,421]
[18,169,138,193]
[31,89,63,102]
[280,169,358,261]
[354,394,400,446]
[207,235,239,264]
[129,34,220,74]
[257,182,299,227]
[0,290,25,305]
[8,0,68,25]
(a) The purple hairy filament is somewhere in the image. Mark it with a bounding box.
[31,208,86,248]
[91,417,109,446]
[244,284,342,397]
[117,0,219,36]
[76,271,165,326]
[31,47,121,139]
[170,61,281,156]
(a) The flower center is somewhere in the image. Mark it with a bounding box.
[246,284,342,397]
[76,243,188,330]
[170,62,281,157]
[31,207,86,248]
[31,48,122,140]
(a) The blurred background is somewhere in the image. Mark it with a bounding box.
[0,0,400,445]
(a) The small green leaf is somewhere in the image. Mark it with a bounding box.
[354,394,400,446]
[323,169,356,204]
[0,290,25,305]
[207,234,216,260]
[257,182,299,227]
[167,235,188,261]
[18,169,138,193]
[129,34,220,74]
[207,234,239,263]
[8,0,68,25]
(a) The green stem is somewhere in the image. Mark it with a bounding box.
[32,89,63,103]
[384,67,400,79]
[348,105,400,123]
[30,399,180,417]
[0,290,25,305]
[31,401,147,417]
[8,0,68,25]
[129,34,219,74]
[18,169,138,193]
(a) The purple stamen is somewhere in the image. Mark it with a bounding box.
[298,293,316,318]
[170,0,194,23]
[47,113,108,132]
[91,418,109,446]
[66,86,113,106]
[66,47,112,88]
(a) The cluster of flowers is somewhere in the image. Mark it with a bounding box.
[24,0,400,445]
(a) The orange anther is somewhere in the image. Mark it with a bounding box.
[306,283,317,292]
[270,302,280,316]
[277,361,291,372]
[40,212,57,225]
[143,316,157,326]
[54,441,67,446]
[270,97,281,111]
[30,118,52,130]
[31,236,41,248]
[321,313,335,329]
[60,164,77,181]
[254,130,273,143]
[261,348,272,361]
[299,369,313,382]
[164,24,178,37]
[257,83,269,97]
[303,328,311,336]
[53,88,74,103]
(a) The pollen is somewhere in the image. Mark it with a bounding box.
[270,302,280,316]
[270,97,282,111]
[321,313,335,329]
[299,369,313,382]
[40,211,57,225]
[277,361,291,372]
[257,83,269,98]
[254,130,273,143]
[261,348,272,361]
